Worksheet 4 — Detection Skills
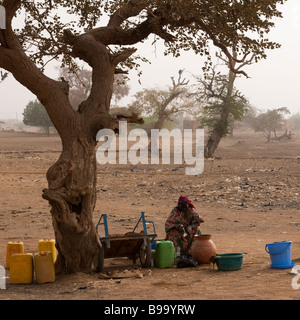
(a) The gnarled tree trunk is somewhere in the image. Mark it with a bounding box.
[38,28,142,273]
[42,120,102,273]
[40,44,141,273]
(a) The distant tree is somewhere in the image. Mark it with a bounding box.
[23,100,54,136]
[112,75,131,106]
[59,67,130,110]
[239,104,259,129]
[250,107,291,142]
[128,70,197,130]
[289,113,300,130]
[194,50,251,158]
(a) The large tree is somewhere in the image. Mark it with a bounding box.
[0,0,286,274]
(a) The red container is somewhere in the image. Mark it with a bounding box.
[191,234,217,264]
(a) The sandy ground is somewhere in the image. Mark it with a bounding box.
[0,129,300,301]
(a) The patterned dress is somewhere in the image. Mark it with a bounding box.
[165,206,202,255]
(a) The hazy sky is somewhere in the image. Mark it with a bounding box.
[0,0,299,121]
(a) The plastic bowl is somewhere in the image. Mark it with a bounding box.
[214,253,244,271]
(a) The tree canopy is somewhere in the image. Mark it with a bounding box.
[250,107,290,142]
[23,99,54,135]
[0,0,287,136]
[2,1,286,72]
[195,68,248,134]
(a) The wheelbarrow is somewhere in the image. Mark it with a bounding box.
[96,212,157,268]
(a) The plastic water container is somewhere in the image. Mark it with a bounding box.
[9,253,33,284]
[6,242,24,269]
[155,240,175,268]
[38,239,56,263]
[265,241,296,269]
[34,252,55,284]
[0,265,6,289]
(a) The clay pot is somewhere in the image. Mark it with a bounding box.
[191,234,217,264]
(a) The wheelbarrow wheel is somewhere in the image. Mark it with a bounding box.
[139,238,152,268]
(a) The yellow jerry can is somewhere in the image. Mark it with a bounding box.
[38,239,56,263]
[34,252,55,284]
[9,253,33,284]
[6,242,24,269]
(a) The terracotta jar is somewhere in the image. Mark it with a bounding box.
[191,234,217,264]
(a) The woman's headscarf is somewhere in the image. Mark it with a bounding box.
[178,195,195,209]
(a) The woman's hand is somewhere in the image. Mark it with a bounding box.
[186,223,201,234]
[186,225,194,234]
[175,224,185,233]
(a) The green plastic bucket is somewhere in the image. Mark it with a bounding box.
[155,240,175,268]
[214,253,244,271]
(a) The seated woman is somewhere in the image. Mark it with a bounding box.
[165,195,204,265]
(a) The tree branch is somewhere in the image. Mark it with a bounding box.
[0,24,73,136]
[0,0,22,48]
[111,48,137,66]
[197,20,250,78]
[108,1,146,27]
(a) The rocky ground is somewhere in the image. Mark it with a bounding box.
[0,129,300,300]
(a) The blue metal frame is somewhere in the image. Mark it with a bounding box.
[96,214,111,248]
[96,211,157,249]
[132,211,157,236]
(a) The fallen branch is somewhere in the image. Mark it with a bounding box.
[272,129,293,141]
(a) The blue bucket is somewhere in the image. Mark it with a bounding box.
[265,241,295,269]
